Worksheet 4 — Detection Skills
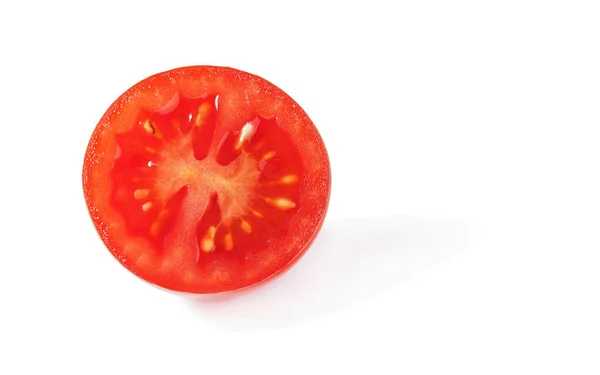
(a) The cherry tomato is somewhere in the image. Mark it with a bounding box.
[82,66,331,293]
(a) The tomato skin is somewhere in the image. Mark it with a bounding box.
[83,66,331,294]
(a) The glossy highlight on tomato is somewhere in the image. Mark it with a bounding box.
[83,66,331,294]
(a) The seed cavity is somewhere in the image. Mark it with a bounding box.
[224,232,233,251]
[200,226,217,252]
[266,197,296,210]
[134,189,150,199]
[142,202,153,212]
[173,118,182,133]
[240,220,252,234]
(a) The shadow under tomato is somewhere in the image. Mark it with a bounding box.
[185,215,471,331]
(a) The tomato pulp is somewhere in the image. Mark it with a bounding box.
[83,66,331,293]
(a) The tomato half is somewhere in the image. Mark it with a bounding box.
[83,66,331,294]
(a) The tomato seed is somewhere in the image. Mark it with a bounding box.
[261,151,275,161]
[134,189,150,199]
[143,120,156,134]
[194,102,212,127]
[280,175,298,184]
[236,122,257,149]
[265,197,296,210]
[224,232,234,251]
[200,226,217,252]
[250,209,264,219]
[240,220,252,234]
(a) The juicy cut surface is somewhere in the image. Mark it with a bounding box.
[83,66,331,293]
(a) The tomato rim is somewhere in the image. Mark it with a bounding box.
[82,65,331,294]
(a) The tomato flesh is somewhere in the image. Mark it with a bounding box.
[83,66,330,293]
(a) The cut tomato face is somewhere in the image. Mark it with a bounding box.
[83,66,331,294]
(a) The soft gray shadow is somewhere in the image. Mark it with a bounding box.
[185,215,470,331]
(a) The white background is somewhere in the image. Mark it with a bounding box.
[1,0,599,373]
